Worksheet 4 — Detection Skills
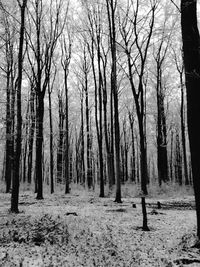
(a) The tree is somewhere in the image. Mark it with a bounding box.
[181,0,200,239]
[26,0,66,199]
[106,0,122,202]
[153,21,170,186]
[11,0,28,213]
[173,50,189,185]
[82,1,105,197]
[128,109,136,182]
[0,3,17,193]
[61,32,72,194]
[56,89,65,184]
[78,41,92,189]
[119,0,157,194]
[48,64,56,194]
[27,85,35,184]
[101,37,115,189]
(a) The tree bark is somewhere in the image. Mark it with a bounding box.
[27,88,35,184]
[5,66,12,193]
[181,0,200,238]
[57,93,64,183]
[107,0,122,203]
[48,85,54,194]
[36,93,44,200]
[11,0,27,213]
[156,77,168,186]
[180,72,189,185]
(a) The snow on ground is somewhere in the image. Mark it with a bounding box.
[0,189,199,267]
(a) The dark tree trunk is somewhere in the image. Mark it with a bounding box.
[106,0,122,203]
[110,83,115,186]
[181,0,200,238]
[175,130,182,185]
[3,6,15,193]
[85,85,92,189]
[156,80,168,186]
[64,69,70,194]
[180,72,189,185]
[22,118,28,183]
[123,119,129,182]
[27,88,35,184]
[170,128,174,182]
[97,39,104,198]
[5,69,12,193]
[82,47,92,190]
[57,94,64,183]
[126,54,148,194]
[61,38,72,194]
[48,86,54,194]
[35,93,44,200]
[129,111,136,182]
[11,0,27,213]
[141,197,150,231]
[102,63,115,189]
[138,107,148,195]
[80,95,85,185]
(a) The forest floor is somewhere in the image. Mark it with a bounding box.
[0,185,200,267]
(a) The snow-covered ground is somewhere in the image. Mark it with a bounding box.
[0,189,199,266]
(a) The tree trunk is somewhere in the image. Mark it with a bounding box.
[102,68,115,189]
[5,69,12,193]
[141,197,150,231]
[129,112,136,182]
[57,94,64,184]
[27,88,35,184]
[138,113,148,195]
[80,95,85,185]
[64,69,70,194]
[35,93,44,200]
[97,39,104,198]
[106,0,122,203]
[170,128,174,182]
[181,0,200,238]
[48,87,54,194]
[85,88,92,190]
[156,81,168,186]
[175,130,182,185]
[180,72,189,185]
[11,0,27,213]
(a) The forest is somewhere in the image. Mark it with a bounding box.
[0,0,200,266]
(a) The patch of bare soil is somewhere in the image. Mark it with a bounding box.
[0,191,197,266]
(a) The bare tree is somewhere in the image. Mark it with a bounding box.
[153,20,172,186]
[119,0,157,195]
[0,3,17,193]
[173,49,189,185]
[11,0,28,213]
[56,89,65,184]
[181,0,200,239]
[26,0,66,199]
[106,0,122,202]
[47,64,57,194]
[81,1,105,196]
[61,31,72,194]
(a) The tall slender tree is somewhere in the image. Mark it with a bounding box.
[11,0,27,213]
[26,0,66,199]
[119,0,157,194]
[153,26,170,186]
[173,50,189,185]
[181,0,200,239]
[0,4,17,193]
[61,33,72,194]
[48,65,56,194]
[106,0,122,202]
